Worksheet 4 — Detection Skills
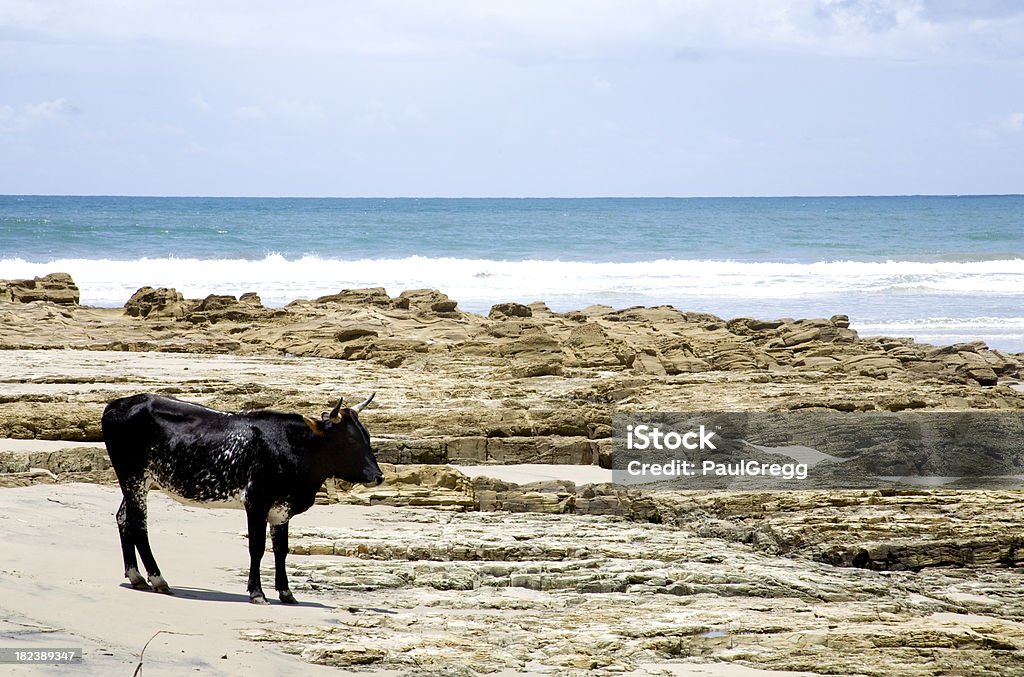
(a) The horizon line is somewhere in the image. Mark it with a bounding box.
[3,192,1023,200]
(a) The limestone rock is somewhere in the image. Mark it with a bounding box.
[565,322,631,368]
[508,359,564,378]
[1,273,79,305]
[124,286,187,319]
[1,283,1024,676]
[464,322,563,361]
[442,436,597,465]
[630,351,667,376]
[334,326,379,342]
[657,338,711,374]
[324,464,476,511]
[708,343,771,371]
[263,503,1024,675]
[397,288,459,315]
[184,294,272,324]
[793,356,840,371]
[841,353,903,377]
[316,287,409,310]
[489,302,533,319]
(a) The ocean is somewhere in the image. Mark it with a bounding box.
[2,195,1023,352]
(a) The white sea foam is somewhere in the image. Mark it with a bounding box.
[856,317,1024,332]
[855,317,1024,351]
[4,254,1024,350]
[3,255,1022,309]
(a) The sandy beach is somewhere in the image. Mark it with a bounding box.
[1,483,345,676]
[3,280,1024,675]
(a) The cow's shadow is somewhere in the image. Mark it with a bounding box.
[119,583,334,608]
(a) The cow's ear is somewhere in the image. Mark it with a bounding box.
[305,416,326,435]
[321,412,331,421]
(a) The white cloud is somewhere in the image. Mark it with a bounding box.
[1002,111,1024,132]
[1,1,1021,61]
[0,97,78,131]
[190,93,213,112]
[25,98,76,118]
[969,111,1024,139]
[591,76,612,91]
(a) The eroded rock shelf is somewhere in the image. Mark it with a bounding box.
[2,276,1024,675]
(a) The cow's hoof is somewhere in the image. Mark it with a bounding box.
[126,568,151,590]
[279,590,297,605]
[149,575,172,594]
[249,593,269,605]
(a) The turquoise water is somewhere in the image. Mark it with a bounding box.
[2,195,1023,350]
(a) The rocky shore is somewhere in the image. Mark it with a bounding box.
[2,272,1024,675]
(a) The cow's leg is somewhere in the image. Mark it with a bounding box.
[120,478,170,594]
[271,522,296,604]
[116,497,149,590]
[246,505,269,604]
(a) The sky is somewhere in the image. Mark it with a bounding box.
[1,1,1022,197]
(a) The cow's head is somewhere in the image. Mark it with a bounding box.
[319,393,384,485]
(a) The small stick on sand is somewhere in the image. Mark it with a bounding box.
[133,630,198,677]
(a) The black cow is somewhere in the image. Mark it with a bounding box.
[101,392,383,604]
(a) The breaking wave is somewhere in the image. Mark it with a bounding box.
[2,254,1023,309]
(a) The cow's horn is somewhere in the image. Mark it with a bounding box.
[351,392,375,413]
[328,397,344,420]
